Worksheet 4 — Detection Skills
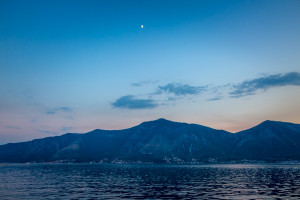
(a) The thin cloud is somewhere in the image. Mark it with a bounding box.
[230,72,300,98]
[131,80,159,87]
[112,95,158,109]
[45,111,56,115]
[131,83,143,87]
[60,127,73,132]
[5,125,21,130]
[207,97,223,101]
[37,129,59,135]
[157,83,206,96]
[45,106,73,115]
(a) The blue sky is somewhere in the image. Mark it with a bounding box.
[1,0,300,144]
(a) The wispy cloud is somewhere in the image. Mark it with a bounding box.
[112,72,300,107]
[207,97,223,101]
[5,125,21,130]
[157,83,206,96]
[60,127,73,132]
[45,106,73,115]
[230,72,300,98]
[37,129,59,135]
[131,80,159,87]
[112,95,158,109]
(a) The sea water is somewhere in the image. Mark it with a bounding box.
[0,164,300,199]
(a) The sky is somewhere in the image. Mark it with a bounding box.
[1,0,300,144]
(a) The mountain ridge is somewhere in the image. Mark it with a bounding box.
[1,118,300,163]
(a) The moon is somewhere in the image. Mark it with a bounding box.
[141,25,143,29]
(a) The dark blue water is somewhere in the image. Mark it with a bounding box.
[0,164,300,199]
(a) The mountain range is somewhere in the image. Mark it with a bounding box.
[1,118,300,163]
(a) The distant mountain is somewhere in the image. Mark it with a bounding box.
[1,118,300,163]
[232,120,300,161]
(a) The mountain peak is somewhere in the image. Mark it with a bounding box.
[260,120,274,125]
[154,118,171,122]
[258,120,289,127]
[138,118,176,126]
[239,120,300,135]
[249,120,281,131]
[145,118,175,123]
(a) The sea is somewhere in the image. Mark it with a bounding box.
[0,163,299,199]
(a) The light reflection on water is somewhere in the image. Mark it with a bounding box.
[0,164,300,199]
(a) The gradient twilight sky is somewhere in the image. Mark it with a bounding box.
[1,0,300,144]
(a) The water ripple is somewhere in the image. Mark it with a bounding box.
[0,164,300,199]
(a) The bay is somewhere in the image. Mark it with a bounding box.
[0,164,300,199]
